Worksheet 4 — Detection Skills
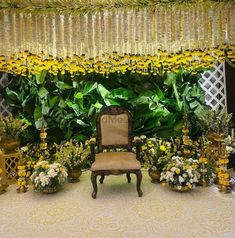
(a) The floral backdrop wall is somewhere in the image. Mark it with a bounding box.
[0,0,234,144]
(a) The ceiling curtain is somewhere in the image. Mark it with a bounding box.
[0,2,234,60]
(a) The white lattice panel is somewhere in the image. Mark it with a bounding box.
[0,73,11,116]
[200,62,227,110]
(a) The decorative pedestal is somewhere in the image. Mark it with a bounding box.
[0,152,20,183]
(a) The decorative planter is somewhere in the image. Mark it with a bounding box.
[198,179,209,187]
[148,168,161,183]
[68,170,82,183]
[170,185,191,192]
[206,133,224,143]
[34,186,60,194]
[1,138,20,152]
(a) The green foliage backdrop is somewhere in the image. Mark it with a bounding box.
[1,69,207,143]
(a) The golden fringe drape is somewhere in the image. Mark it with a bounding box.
[0,2,234,60]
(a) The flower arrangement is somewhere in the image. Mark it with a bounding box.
[198,109,233,135]
[30,161,67,193]
[139,136,173,171]
[160,156,200,191]
[224,135,235,155]
[20,143,58,183]
[0,114,29,140]
[55,140,90,171]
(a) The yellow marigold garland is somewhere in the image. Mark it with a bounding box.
[0,46,234,77]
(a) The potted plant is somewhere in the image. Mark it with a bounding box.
[198,109,233,141]
[30,161,67,194]
[0,114,29,152]
[140,136,173,183]
[160,156,200,192]
[56,140,90,183]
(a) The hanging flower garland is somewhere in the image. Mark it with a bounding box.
[0,45,234,77]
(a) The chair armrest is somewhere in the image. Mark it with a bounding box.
[90,138,97,163]
[133,138,143,163]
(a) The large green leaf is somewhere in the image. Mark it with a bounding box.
[75,92,83,99]
[97,84,110,98]
[38,87,49,98]
[49,96,60,108]
[110,87,135,100]
[56,81,73,90]
[36,70,47,85]
[83,82,98,95]
[5,87,19,102]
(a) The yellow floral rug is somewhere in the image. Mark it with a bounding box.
[1,171,235,238]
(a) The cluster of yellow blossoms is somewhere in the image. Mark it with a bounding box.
[218,171,230,186]
[198,156,208,164]
[0,46,234,77]
[17,165,27,187]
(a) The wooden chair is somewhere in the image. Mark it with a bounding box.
[90,106,143,199]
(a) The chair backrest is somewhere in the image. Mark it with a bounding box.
[97,106,132,152]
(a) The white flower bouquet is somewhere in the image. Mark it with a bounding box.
[160,156,200,191]
[30,161,68,193]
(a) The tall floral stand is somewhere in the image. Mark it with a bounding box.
[206,133,231,193]
[218,145,231,193]
[0,151,9,194]
[16,154,28,193]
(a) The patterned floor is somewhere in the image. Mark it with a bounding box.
[0,170,235,238]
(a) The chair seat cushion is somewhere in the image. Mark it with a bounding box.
[90,152,141,171]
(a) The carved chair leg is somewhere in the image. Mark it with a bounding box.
[99,175,105,184]
[135,170,143,197]
[91,172,98,199]
[126,172,131,183]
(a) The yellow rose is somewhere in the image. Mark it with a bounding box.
[0,168,2,174]
[175,168,181,174]
[26,171,31,177]
[187,184,192,189]
[223,173,229,179]
[141,146,147,151]
[160,145,166,151]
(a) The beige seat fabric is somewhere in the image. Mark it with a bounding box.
[100,114,128,145]
[91,152,141,171]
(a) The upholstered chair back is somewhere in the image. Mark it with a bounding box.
[97,106,132,152]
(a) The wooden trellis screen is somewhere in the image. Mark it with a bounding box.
[0,63,227,116]
[0,73,11,116]
[200,62,227,110]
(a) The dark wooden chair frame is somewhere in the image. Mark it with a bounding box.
[90,106,143,199]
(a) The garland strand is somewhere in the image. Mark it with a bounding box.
[0,46,234,77]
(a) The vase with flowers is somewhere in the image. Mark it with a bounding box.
[0,114,29,152]
[30,161,67,193]
[139,136,173,183]
[160,156,200,192]
[56,140,90,183]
